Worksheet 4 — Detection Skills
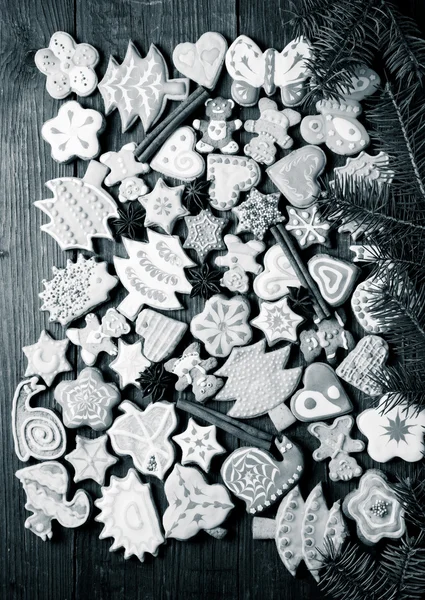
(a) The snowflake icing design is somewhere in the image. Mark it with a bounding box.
[285,204,331,248]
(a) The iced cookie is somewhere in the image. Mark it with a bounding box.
[308,415,365,482]
[351,272,389,333]
[100,142,150,186]
[16,461,91,540]
[349,244,379,263]
[333,151,394,188]
[190,294,252,358]
[109,340,151,389]
[42,101,104,163]
[215,234,265,274]
[253,244,301,301]
[343,469,405,545]
[267,146,327,207]
[35,31,99,99]
[336,335,389,396]
[54,367,120,431]
[225,35,312,107]
[183,209,226,261]
[193,97,242,154]
[207,154,261,210]
[12,377,67,462]
[39,255,118,326]
[220,266,250,293]
[285,205,331,249]
[173,32,227,89]
[95,469,164,561]
[108,400,177,480]
[163,464,234,540]
[244,98,301,165]
[299,312,355,364]
[114,230,196,320]
[173,418,226,472]
[164,341,223,403]
[251,296,304,345]
[22,330,72,386]
[118,176,149,202]
[290,363,352,422]
[221,436,304,513]
[233,188,284,240]
[65,435,118,485]
[135,309,188,363]
[99,41,189,132]
[357,396,425,463]
[139,179,188,234]
[150,126,205,181]
[308,254,360,306]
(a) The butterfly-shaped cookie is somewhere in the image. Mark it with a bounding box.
[225,36,312,107]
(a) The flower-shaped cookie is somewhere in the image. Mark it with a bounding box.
[41,101,104,163]
[343,469,405,545]
[220,266,249,293]
[35,31,99,99]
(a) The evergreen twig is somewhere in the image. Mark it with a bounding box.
[378,535,425,600]
[392,476,425,531]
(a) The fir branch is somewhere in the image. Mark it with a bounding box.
[378,535,425,600]
[373,364,425,415]
[392,476,425,531]
[286,0,342,40]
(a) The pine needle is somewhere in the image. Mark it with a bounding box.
[392,476,425,531]
[378,535,425,600]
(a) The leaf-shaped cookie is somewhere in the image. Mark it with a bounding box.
[107,400,177,479]
[163,464,234,540]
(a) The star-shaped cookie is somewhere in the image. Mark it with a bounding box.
[183,209,226,260]
[139,178,189,234]
[100,142,149,186]
[65,434,118,485]
[109,339,151,389]
[251,296,304,345]
[173,418,226,472]
[22,330,72,387]
[232,188,284,240]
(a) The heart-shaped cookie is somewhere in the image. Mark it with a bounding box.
[267,146,326,208]
[291,363,352,422]
[253,244,301,301]
[150,126,205,182]
[173,32,228,89]
[207,154,261,210]
[308,254,360,306]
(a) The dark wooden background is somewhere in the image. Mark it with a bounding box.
[1,1,425,599]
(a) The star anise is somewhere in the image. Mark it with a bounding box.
[188,263,222,299]
[138,362,174,402]
[110,202,146,241]
[286,286,315,320]
[183,179,210,211]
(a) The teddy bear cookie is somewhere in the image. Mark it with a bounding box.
[193,97,242,154]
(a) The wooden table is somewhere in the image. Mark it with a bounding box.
[1,1,424,598]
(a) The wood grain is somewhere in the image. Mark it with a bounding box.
[0,0,423,599]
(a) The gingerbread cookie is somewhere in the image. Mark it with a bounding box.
[65,435,117,486]
[349,244,379,263]
[336,335,389,396]
[183,209,226,261]
[108,400,177,480]
[99,41,189,132]
[220,266,250,293]
[35,31,99,99]
[221,436,304,514]
[308,254,360,306]
[23,330,71,386]
[244,98,301,165]
[135,309,187,363]
[285,205,331,249]
[42,101,104,163]
[290,363,353,423]
[163,464,234,540]
[100,142,150,186]
[267,146,327,208]
[150,126,205,181]
[233,188,284,240]
[114,230,196,320]
[308,416,365,482]
[173,418,226,472]
[299,312,355,364]
[215,234,265,275]
[333,151,394,188]
[173,32,227,89]
[54,367,120,431]
[16,462,91,540]
[140,178,188,234]
[40,255,118,326]
[207,155,261,210]
[95,469,164,561]
[118,176,149,202]
[357,396,425,463]
[343,469,405,545]
[351,272,389,333]
[109,340,151,389]
[193,97,242,154]
[225,35,312,107]
[190,294,252,358]
[253,244,300,301]
[12,377,67,462]
[251,296,304,345]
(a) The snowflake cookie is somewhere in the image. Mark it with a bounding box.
[285,205,331,248]
[140,179,189,234]
[172,418,226,472]
[65,435,117,485]
[183,209,226,261]
[109,339,151,389]
[251,296,304,345]
[233,188,284,240]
